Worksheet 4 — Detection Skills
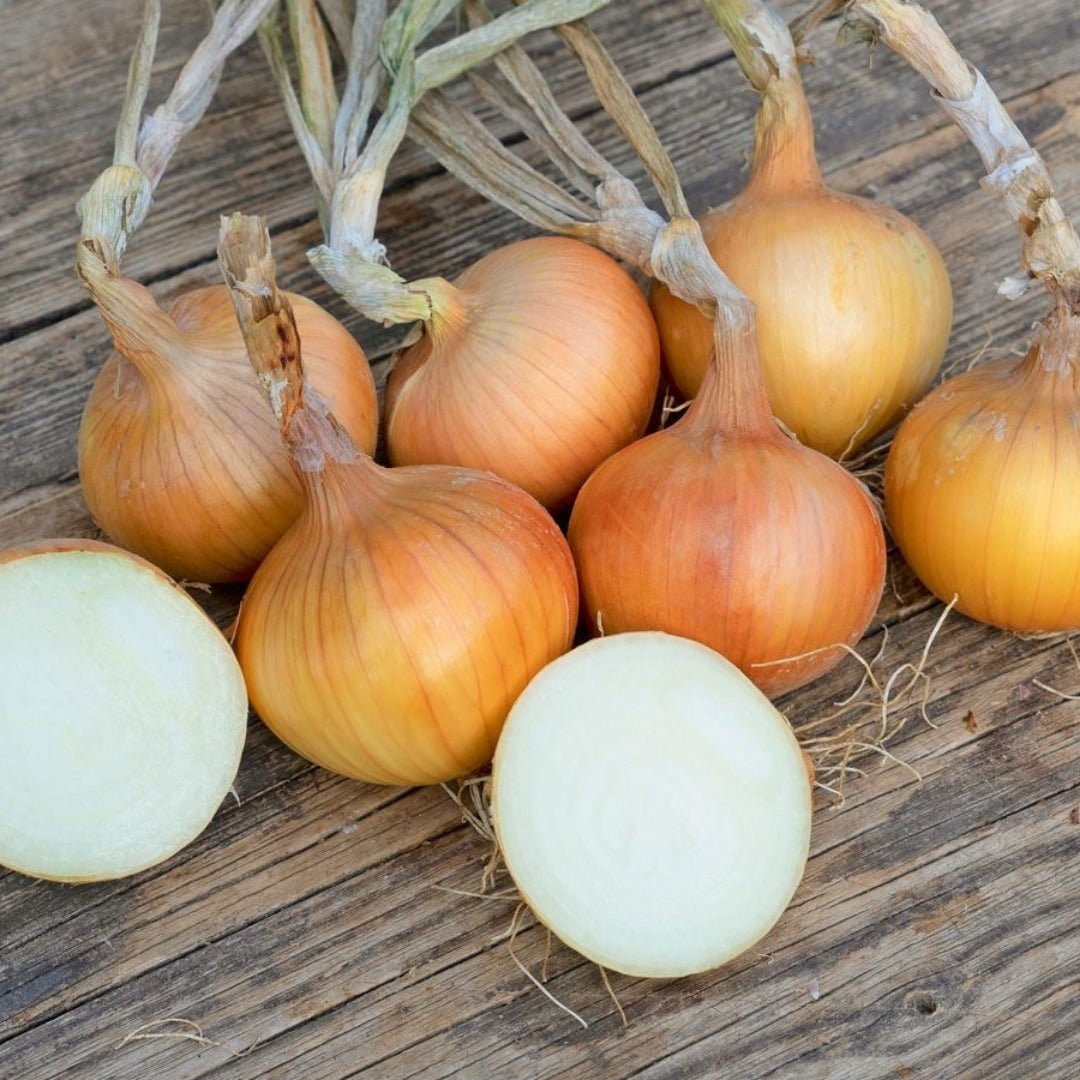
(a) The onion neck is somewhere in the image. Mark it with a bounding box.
[286,397,390,519]
[678,314,779,443]
[746,77,823,196]
[422,276,471,353]
[76,238,190,391]
[1018,305,1080,390]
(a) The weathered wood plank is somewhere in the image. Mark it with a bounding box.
[190,692,1080,1078]
[3,2,1080,1077]
[1,600,1077,1076]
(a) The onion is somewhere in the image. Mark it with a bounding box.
[568,309,887,696]
[72,0,335,583]
[650,3,952,458]
[834,0,1080,633]
[886,314,1080,631]
[492,632,813,978]
[220,215,579,786]
[385,237,661,510]
[0,540,247,882]
[77,265,378,584]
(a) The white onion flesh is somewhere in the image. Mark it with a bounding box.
[492,632,812,978]
[0,547,247,882]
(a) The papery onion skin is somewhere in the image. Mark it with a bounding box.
[649,74,952,459]
[385,237,661,510]
[235,464,579,786]
[885,322,1080,631]
[79,283,378,583]
[651,194,952,458]
[0,538,247,883]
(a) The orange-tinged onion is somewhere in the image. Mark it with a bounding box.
[650,75,952,458]
[885,314,1080,631]
[568,316,886,697]
[385,236,661,510]
[220,217,579,786]
[78,278,378,583]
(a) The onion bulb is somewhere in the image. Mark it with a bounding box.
[493,631,812,978]
[220,215,578,786]
[385,237,661,510]
[649,60,952,457]
[77,261,378,583]
[568,316,886,696]
[886,313,1080,631]
[0,539,247,882]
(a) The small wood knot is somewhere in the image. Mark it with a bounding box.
[909,990,938,1016]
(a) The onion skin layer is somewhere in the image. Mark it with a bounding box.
[885,323,1080,631]
[0,536,172,578]
[568,423,886,696]
[651,191,952,458]
[235,463,579,786]
[385,237,661,511]
[79,284,378,583]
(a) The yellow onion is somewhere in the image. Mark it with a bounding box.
[886,313,1080,631]
[568,316,886,697]
[650,75,952,457]
[77,269,378,583]
[385,236,660,510]
[221,216,578,785]
[0,538,247,882]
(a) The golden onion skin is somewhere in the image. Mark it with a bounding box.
[885,340,1080,631]
[79,284,378,583]
[651,191,953,458]
[235,464,579,786]
[568,422,886,697]
[385,236,661,511]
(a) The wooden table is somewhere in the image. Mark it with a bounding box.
[2,2,1078,1076]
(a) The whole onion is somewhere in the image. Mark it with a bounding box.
[77,262,377,583]
[385,236,660,510]
[568,299,886,696]
[221,216,579,786]
[886,313,1080,631]
[650,6,952,458]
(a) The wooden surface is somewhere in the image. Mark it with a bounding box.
[2,1,1079,1076]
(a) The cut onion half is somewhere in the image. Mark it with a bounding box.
[0,540,248,882]
[492,632,812,978]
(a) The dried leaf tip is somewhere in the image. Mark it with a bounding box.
[217,214,306,424]
[217,213,361,473]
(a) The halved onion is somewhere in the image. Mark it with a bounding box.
[492,632,812,978]
[0,540,248,882]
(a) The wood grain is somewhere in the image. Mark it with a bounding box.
[2,1,1080,1077]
